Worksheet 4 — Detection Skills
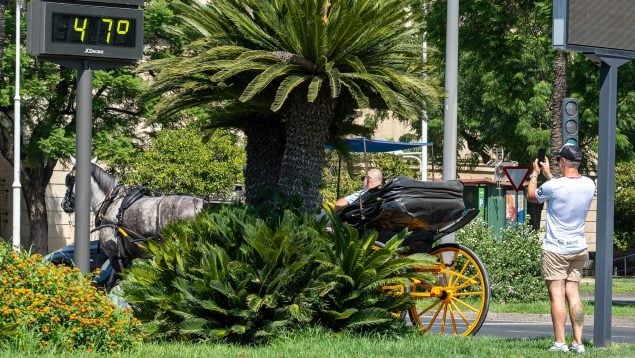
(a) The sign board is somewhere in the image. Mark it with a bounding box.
[27,0,144,64]
[502,166,530,192]
[553,0,635,59]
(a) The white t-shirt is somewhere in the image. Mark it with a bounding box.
[344,188,367,205]
[534,176,595,255]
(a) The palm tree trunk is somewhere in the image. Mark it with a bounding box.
[20,160,56,254]
[278,89,334,212]
[244,116,285,206]
[549,52,567,177]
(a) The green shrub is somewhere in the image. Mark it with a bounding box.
[615,161,635,252]
[0,241,141,352]
[456,220,547,303]
[120,206,434,343]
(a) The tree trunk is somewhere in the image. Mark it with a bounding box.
[244,116,285,206]
[549,52,567,177]
[20,160,56,254]
[278,89,334,212]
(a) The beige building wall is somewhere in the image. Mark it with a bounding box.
[0,158,81,252]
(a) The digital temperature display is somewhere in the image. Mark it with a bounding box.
[51,13,137,48]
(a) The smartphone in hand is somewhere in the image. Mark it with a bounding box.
[537,148,546,167]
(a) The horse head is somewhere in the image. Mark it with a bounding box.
[61,165,77,213]
[61,156,114,214]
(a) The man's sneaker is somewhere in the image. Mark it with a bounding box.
[570,343,586,353]
[549,342,570,352]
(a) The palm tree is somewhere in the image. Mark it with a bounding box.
[148,0,439,211]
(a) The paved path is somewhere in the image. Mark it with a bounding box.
[482,294,635,343]
[479,319,635,343]
[486,312,635,328]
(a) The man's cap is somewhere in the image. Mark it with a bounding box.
[557,143,582,162]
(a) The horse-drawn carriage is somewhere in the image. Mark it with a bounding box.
[338,175,490,336]
[59,154,490,336]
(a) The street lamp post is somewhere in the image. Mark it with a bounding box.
[12,0,22,251]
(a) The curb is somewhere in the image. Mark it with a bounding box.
[486,312,635,328]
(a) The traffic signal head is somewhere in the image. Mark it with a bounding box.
[562,98,579,146]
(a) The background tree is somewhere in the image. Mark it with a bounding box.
[0,2,152,253]
[0,0,8,75]
[424,0,635,170]
[120,127,246,199]
[145,0,440,212]
[614,161,635,252]
[425,0,553,167]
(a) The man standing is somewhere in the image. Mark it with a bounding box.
[527,144,595,353]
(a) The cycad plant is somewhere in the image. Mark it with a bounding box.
[121,206,327,343]
[146,0,439,211]
[120,205,436,343]
[313,210,435,332]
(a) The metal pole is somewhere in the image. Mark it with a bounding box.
[515,191,519,223]
[421,0,428,182]
[421,119,428,181]
[441,0,459,244]
[442,0,459,181]
[74,61,93,273]
[12,0,22,251]
[594,57,628,348]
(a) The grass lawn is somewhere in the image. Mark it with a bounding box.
[490,278,635,316]
[489,301,635,317]
[579,278,635,295]
[2,328,633,358]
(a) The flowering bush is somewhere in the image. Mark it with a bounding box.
[0,240,141,352]
[456,220,548,303]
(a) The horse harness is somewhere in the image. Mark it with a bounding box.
[64,170,156,262]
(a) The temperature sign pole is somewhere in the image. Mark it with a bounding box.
[27,0,143,273]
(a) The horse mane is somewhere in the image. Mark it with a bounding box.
[91,163,119,194]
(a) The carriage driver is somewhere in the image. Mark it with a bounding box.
[335,168,383,211]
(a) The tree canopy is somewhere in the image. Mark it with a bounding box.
[145,0,440,211]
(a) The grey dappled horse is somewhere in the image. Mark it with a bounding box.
[61,162,207,276]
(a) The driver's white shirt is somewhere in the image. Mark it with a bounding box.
[344,188,367,205]
[534,176,595,255]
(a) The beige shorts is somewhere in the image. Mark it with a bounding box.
[542,249,588,282]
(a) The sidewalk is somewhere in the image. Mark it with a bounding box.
[487,312,635,328]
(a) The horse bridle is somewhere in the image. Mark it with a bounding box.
[61,170,76,213]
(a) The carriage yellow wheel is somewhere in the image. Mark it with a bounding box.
[408,243,490,336]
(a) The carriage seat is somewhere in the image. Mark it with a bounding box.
[338,176,466,233]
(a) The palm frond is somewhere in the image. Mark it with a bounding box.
[307,75,325,103]
[271,75,310,111]
[325,62,341,98]
[239,63,301,103]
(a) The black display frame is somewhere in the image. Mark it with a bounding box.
[553,0,635,59]
[28,0,143,63]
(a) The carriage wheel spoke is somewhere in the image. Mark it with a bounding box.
[453,297,480,313]
[424,302,446,333]
[417,299,442,317]
[451,300,472,328]
[441,304,448,334]
[449,303,458,335]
